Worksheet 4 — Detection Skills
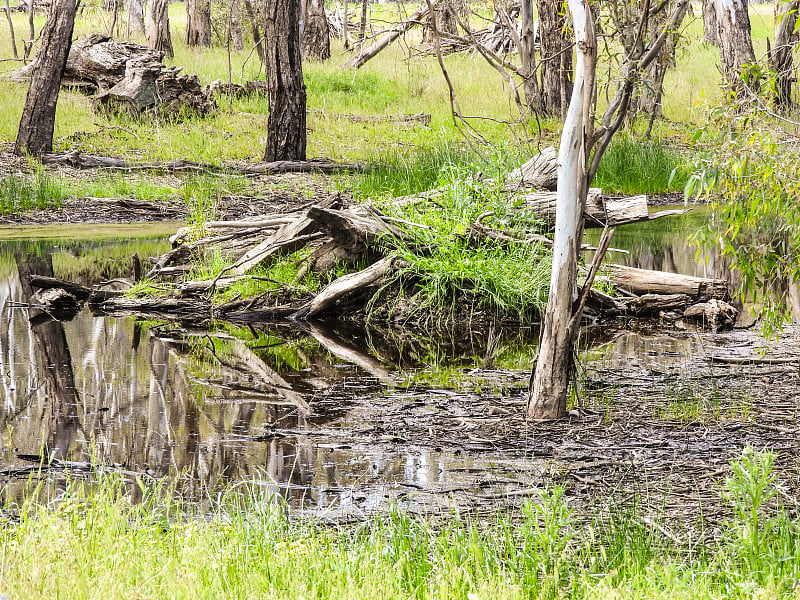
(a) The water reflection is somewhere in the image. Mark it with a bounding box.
[0,236,541,512]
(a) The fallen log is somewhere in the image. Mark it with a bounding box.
[293,254,399,319]
[93,296,212,322]
[506,146,557,192]
[311,109,432,126]
[344,4,429,69]
[307,206,410,254]
[683,298,738,332]
[41,151,368,175]
[622,293,692,316]
[605,265,730,301]
[517,188,652,228]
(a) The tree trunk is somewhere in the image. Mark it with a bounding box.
[519,0,540,116]
[230,0,244,52]
[639,0,691,122]
[14,0,77,157]
[535,0,573,118]
[528,0,593,420]
[242,0,265,64]
[127,0,145,37]
[264,0,307,161]
[146,0,173,58]
[714,0,758,97]
[186,0,212,47]
[423,0,465,42]
[5,0,19,59]
[769,0,799,110]
[703,0,718,44]
[303,0,331,60]
[358,0,368,42]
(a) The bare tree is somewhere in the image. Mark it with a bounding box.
[186,0,212,47]
[264,0,307,161]
[146,0,173,58]
[15,0,78,156]
[528,0,690,420]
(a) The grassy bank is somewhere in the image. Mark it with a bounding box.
[0,449,797,600]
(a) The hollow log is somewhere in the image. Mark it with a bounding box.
[605,265,730,301]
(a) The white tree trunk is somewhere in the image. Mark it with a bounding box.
[713,0,757,96]
[527,0,595,420]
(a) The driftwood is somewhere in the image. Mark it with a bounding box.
[683,298,738,332]
[604,265,730,301]
[93,296,212,322]
[307,206,410,254]
[41,151,367,175]
[623,293,692,316]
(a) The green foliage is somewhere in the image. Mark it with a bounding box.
[6,449,800,600]
[0,168,69,214]
[690,105,800,337]
[305,70,402,110]
[376,156,552,319]
[592,135,690,195]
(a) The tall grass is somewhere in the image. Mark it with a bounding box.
[0,169,69,214]
[592,135,690,195]
[0,449,797,600]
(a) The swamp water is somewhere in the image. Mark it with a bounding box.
[0,213,790,520]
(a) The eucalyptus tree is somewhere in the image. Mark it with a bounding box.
[528,0,691,420]
[264,0,306,161]
[15,0,78,156]
[713,0,758,96]
[146,0,173,57]
[303,0,331,60]
[769,0,799,110]
[186,0,212,47]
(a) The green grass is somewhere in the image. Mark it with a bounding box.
[0,168,69,214]
[1,449,798,600]
[592,135,690,195]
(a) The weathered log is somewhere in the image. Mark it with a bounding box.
[507,146,557,191]
[519,188,652,228]
[293,254,398,319]
[29,274,93,300]
[30,288,81,322]
[11,34,164,91]
[623,293,692,316]
[344,4,429,69]
[224,219,322,277]
[95,61,216,118]
[307,206,409,254]
[683,298,738,332]
[40,151,368,174]
[93,296,212,322]
[605,265,730,301]
[311,109,432,126]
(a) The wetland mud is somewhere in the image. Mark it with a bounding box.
[2,225,800,532]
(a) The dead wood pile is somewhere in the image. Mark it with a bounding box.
[10,34,215,119]
[27,148,736,331]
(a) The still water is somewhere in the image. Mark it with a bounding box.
[0,213,741,515]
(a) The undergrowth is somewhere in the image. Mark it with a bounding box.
[0,449,797,599]
[0,169,69,214]
[592,135,690,195]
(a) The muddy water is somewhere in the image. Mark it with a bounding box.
[0,216,770,517]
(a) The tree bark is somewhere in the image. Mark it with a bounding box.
[769,0,799,110]
[703,0,718,44]
[303,0,331,60]
[146,0,173,58]
[714,0,758,97]
[230,0,244,52]
[186,0,212,47]
[14,0,77,157]
[535,0,573,118]
[264,0,307,161]
[5,0,19,59]
[127,0,145,37]
[528,0,593,420]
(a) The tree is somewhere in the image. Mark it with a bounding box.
[713,0,758,97]
[769,0,799,110]
[186,0,212,47]
[528,0,690,420]
[146,0,173,58]
[264,0,307,161]
[127,0,146,37]
[533,0,573,118]
[14,0,78,157]
[303,0,331,60]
